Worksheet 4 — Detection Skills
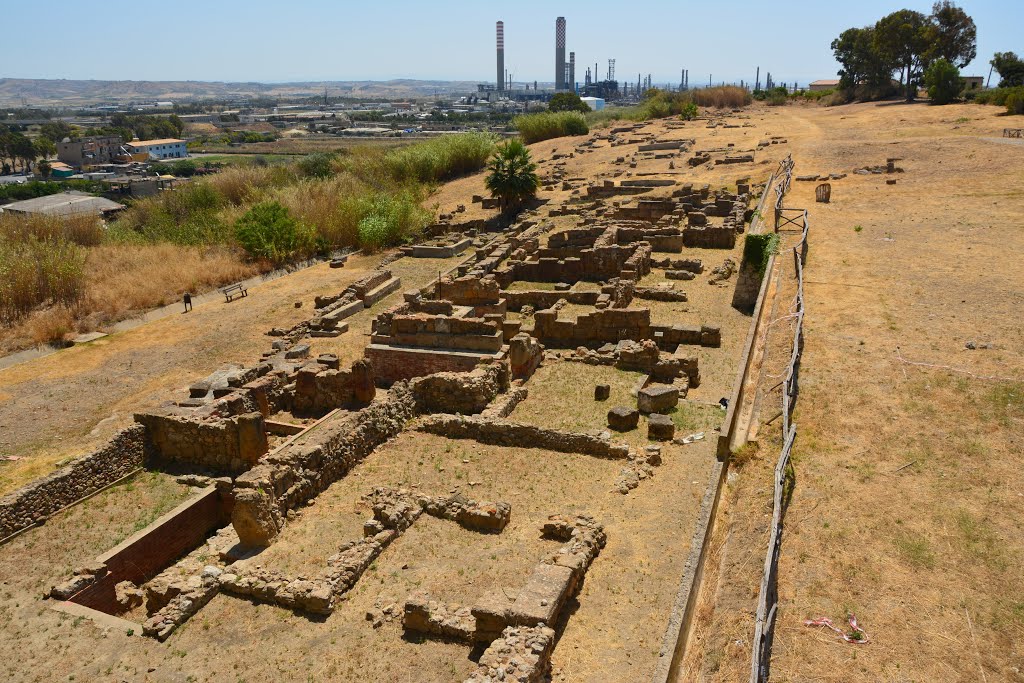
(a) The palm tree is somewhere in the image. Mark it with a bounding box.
[484,140,540,213]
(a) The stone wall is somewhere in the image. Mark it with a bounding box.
[135,411,268,475]
[0,425,148,540]
[365,344,504,386]
[410,363,509,415]
[438,276,501,306]
[502,290,600,312]
[682,225,738,249]
[231,384,418,545]
[293,359,376,416]
[532,307,721,349]
[417,415,629,459]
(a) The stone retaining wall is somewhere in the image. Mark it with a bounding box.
[0,425,148,540]
[230,384,418,545]
[417,415,629,459]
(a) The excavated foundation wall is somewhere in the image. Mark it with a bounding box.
[69,487,232,614]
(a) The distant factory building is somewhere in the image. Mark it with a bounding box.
[580,97,604,111]
[125,138,188,161]
[0,191,124,218]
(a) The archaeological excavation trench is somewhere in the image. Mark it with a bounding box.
[1,114,787,682]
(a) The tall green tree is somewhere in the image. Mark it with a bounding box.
[548,92,590,113]
[874,9,933,100]
[484,140,540,214]
[832,26,895,88]
[924,58,962,104]
[39,121,72,144]
[929,1,977,68]
[991,52,1024,87]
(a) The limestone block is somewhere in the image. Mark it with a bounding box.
[507,563,575,626]
[648,413,675,441]
[607,407,639,432]
[231,488,283,548]
[637,384,679,414]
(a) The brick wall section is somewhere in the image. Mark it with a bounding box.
[70,487,230,613]
[0,425,147,540]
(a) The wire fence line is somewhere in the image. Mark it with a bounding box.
[750,156,807,683]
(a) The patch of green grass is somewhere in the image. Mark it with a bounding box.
[954,510,1004,569]
[893,531,936,569]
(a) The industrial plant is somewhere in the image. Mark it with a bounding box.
[477,15,692,106]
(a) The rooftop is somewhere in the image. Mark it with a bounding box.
[0,191,124,216]
[126,138,185,147]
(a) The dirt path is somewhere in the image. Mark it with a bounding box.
[0,253,401,493]
[692,101,1024,682]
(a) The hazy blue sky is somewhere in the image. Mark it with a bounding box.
[5,0,1020,86]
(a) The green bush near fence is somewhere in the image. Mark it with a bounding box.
[743,232,781,278]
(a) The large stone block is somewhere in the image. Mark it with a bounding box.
[607,407,639,432]
[637,384,679,414]
[647,413,675,441]
[507,563,575,626]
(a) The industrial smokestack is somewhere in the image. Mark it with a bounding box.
[496,21,505,92]
[555,17,566,90]
[569,52,576,92]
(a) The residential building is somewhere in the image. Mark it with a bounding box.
[124,139,188,161]
[961,76,984,91]
[808,79,840,91]
[57,136,127,168]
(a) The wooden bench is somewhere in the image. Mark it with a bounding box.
[221,283,248,302]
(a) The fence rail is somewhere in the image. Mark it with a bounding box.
[750,158,808,683]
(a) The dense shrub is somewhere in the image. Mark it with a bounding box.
[0,236,85,322]
[234,201,318,265]
[1007,92,1024,115]
[296,152,337,179]
[548,92,591,113]
[925,58,962,104]
[0,213,103,247]
[382,132,496,183]
[513,112,589,144]
[690,86,752,108]
[972,86,1024,114]
[355,192,433,252]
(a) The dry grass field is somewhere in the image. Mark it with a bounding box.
[689,101,1024,682]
